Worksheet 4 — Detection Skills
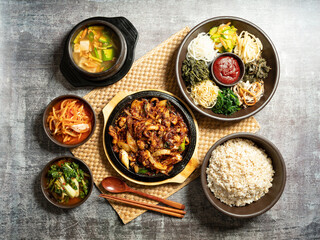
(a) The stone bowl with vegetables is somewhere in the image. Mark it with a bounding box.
[175,16,280,121]
[60,17,138,87]
[41,156,93,209]
[68,19,127,78]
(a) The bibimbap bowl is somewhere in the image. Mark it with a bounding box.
[176,16,280,121]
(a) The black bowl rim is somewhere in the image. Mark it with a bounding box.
[104,90,198,183]
[210,52,245,87]
[200,132,286,218]
[42,94,97,148]
[67,18,127,77]
[40,155,94,209]
[176,16,280,121]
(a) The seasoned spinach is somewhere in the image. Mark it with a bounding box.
[212,88,241,115]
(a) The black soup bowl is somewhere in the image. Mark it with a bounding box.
[41,156,94,209]
[60,17,138,87]
[104,90,198,183]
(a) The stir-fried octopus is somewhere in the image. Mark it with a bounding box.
[109,98,189,175]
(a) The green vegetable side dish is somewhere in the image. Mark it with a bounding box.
[243,58,271,83]
[46,159,90,205]
[209,22,237,53]
[181,57,211,86]
[212,88,241,115]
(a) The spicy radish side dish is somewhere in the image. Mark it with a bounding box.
[47,98,94,145]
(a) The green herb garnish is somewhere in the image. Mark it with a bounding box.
[88,31,94,42]
[179,138,186,152]
[212,88,241,115]
[138,168,149,174]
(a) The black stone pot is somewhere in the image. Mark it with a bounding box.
[60,16,138,87]
[104,90,198,183]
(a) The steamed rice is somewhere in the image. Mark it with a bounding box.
[206,138,274,207]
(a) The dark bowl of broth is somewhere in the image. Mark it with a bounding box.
[41,156,94,209]
[68,20,127,78]
[60,17,138,87]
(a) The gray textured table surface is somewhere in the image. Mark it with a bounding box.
[0,0,319,239]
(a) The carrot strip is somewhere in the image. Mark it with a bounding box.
[81,28,88,39]
[240,87,257,106]
[219,37,228,49]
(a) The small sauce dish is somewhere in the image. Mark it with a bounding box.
[211,52,245,87]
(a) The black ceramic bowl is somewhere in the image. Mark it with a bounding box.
[68,20,127,79]
[104,90,198,183]
[60,17,138,87]
[201,133,286,218]
[40,156,93,209]
[43,94,96,148]
[211,52,245,87]
[176,16,280,121]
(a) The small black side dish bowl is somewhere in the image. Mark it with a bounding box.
[201,133,286,218]
[60,17,138,87]
[211,52,245,87]
[40,156,93,209]
[104,90,198,183]
[43,94,96,148]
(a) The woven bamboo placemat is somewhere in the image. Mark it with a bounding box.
[71,27,260,224]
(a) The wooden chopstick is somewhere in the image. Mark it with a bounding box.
[99,194,186,218]
[100,194,186,215]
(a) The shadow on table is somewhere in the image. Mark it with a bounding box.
[186,178,254,231]
[52,31,94,91]
[32,107,68,154]
[33,171,70,215]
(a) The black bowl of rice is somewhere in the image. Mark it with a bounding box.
[200,133,286,218]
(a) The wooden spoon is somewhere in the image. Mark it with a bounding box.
[101,177,185,210]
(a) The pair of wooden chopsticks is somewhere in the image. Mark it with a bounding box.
[99,194,186,218]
